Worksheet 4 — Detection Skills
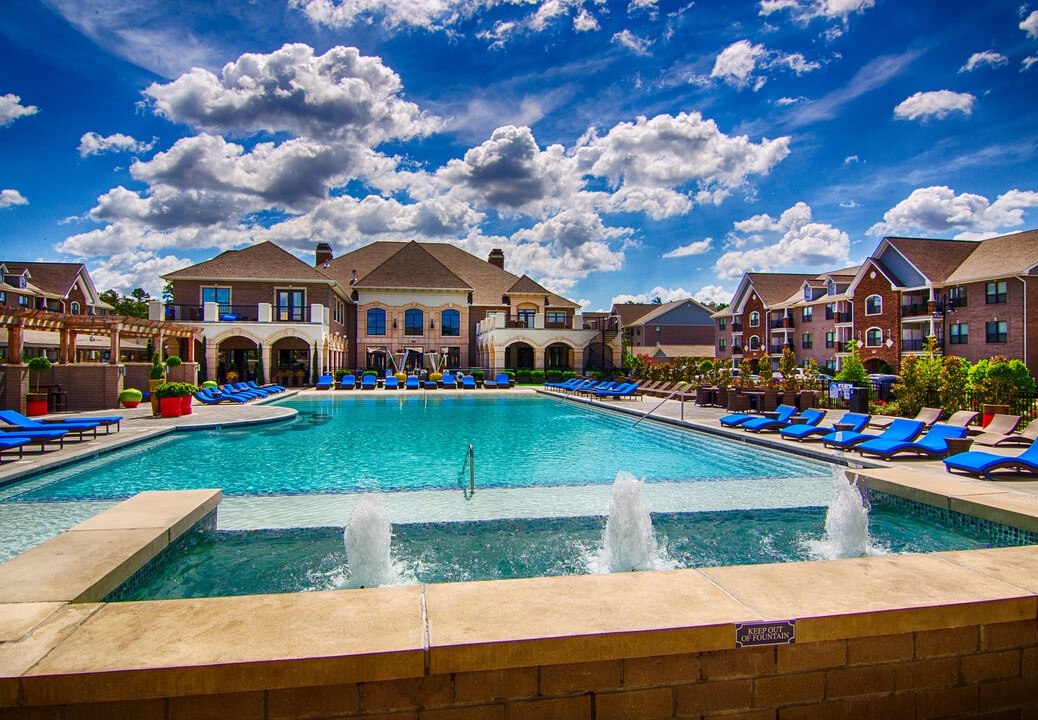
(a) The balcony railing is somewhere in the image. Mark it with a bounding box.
[730,322,743,331]
[732,345,744,355]
[770,317,794,329]
[835,311,853,323]
[164,304,204,322]
[901,338,928,351]
[769,344,787,354]
[901,303,928,317]
[219,304,259,322]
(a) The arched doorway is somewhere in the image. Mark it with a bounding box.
[217,336,259,384]
[544,342,573,370]
[272,336,312,387]
[506,341,535,370]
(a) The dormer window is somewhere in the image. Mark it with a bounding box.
[827,280,836,295]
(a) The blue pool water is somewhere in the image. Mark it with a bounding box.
[6,395,828,501]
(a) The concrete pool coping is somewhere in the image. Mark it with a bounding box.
[2,389,1038,715]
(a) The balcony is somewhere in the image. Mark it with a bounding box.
[901,303,928,317]
[835,311,853,324]
[161,302,316,324]
[730,322,743,331]
[164,304,204,322]
[273,305,310,323]
[732,345,744,355]
[770,317,794,329]
[901,338,924,351]
[769,344,788,354]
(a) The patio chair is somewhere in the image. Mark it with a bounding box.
[384,376,400,390]
[715,386,729,409]
[196,388,247,405]
[593,382,643,400]
[314,374,334,390]
[743,407,823,434]
[973,421,1038,448]
[0,410,99,440]
[0,435,32,462]
[968,413,1022,437]
[726,390,750,413]
[361,375,377,390]
[779,412,870,442]
[248,380,285,393]
[494,373,511,389]
[821,418,925,451]
[760,389,780,413]
[857,424,967,460]
[945,410,980,429]
[405,376,421,390]
[460,375,477,390]
[0,427,69,450]
[442,374,457,389]
[944,442,1038,481]
[338,374,356,390]
[41,414,122,434]
[870,407,943,430]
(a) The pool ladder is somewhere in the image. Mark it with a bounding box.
[459,444,475,499]
[632,387,687,427]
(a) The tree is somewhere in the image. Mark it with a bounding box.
[162,281,174,305]
[99,288,151,318]
[650,296,663,305]
[835,340,869,385]
[779,347,798,390]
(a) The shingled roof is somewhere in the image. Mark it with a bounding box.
[883,237,980,284]
[746,272,815,306]
[612,303,657,326]
[507,274,553,295]
[163,241,336,283]
[354,242,470,290]
[945,228,1038,283]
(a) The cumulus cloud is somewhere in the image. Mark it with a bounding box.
[714,202,851,278]
[693,284,733,306]
[144,44,440,143]
[867,186,1038,237]
[844,154,859,164]
[612,29,653,55]
[78,132,156,157]
[711,40,767,89]
[960,51,1008,72]
[612,286,696,304]
[760,0,874,22]
[0,94,38,126]
[894,90,975,121]
[0,189,29,208]
[573,8,600,31]
[662,238,712,258]
[1022,10,1038,38]
[87,250,196,297]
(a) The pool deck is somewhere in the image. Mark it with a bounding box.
[2,387,1038,717]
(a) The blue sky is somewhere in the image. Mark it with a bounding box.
[2,0,1037,311]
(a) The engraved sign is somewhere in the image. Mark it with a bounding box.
[735,620,796,648]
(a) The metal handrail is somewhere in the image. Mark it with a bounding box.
[632,387,687,427]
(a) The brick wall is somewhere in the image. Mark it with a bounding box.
[943,278,1027,371]
[8,618,1034,719]
[741,293,767,366]
[854,267,900,372]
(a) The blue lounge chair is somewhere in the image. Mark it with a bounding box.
[42,414,122,434]
[944,442,1038,481]
[0,410,99,440]
[857,424,967,460]
[548,378,581,391]
[741,405,811,433]
[384,376,399,390]
[461,375,477,390]
[315,374,334,390]
[576,381,616,396]
[779,412,870,442]
[196,389,247,405]
[564,379,595,394]
[339,374,356,390]
[234,382,270,397]
[821,418,925,450]
[361,375,377,390]
[719,410,755,428]
[405,376,421,390]
[0,435,31,461]
[248,380,285,393]
[0,428,69,450]
[593,382,643,400]
[423,380,438,389]
[442,374,457,389]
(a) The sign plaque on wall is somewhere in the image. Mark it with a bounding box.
[735,620,796,648]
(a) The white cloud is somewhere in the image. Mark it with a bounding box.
[612,286,695,304]
[867,186,1038,237]
[693,284,733,306]
[0,94,39,126]
[711,40,766,89]
[662,238,712,258]
[0,189,29,208]
[78,132,156,157]
[1021,10,1038,38]
[775,95,808,106]
[778,53,821,75]
[843,154,859,164]
[960,51,1008,73]
[612,29,653,55]
[87,251,195,296]
[573,8,599,31]
[760,0,874,22]
[1023,56,1038,71]
[893,90,975,121]
[714,202,850,278]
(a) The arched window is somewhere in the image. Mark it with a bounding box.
[749,311,760,327]
[748,335,760,351]
[865,295,882,315]
[441,309,460,337]
[865,327,883,347]
[405,308,424,336]
[366,308,386,336]
[70,301,80,315]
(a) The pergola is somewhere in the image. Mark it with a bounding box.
[0,307,202,364]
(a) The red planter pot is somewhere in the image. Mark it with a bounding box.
[26,399,49,416]
[159,396,182,417]
[180,395,193,416]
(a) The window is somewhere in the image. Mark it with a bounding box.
[718,318,726,330]
[865,328,883,347]
[70,301,80,315]
[749,311,760,327]
[825,304,835,320]
[986,321,1007,344]
[748,335,760,351]
[827,280,836,295]
[718,338,726,351]
[865,295,882,315]
[18,295,28,308]
[202,287,231,314]
[517,309,536,327]
[404,308,424,336]
[276,289,305,321]
[546,310,566,326]
[0,291,5,304]
[441,309,460,337]
[986,281,1007,304]
[366,308,386,336]
[802,333,813,349]
[949,323,968,345]
[801,307,813,322]
[949,286,967,308]
[825,332,835,349]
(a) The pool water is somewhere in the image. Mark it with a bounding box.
[109,504,1013,601]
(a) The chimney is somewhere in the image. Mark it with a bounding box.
[488,248,504,269]
[315,242,333,268]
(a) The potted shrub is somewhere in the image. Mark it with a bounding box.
[119,388,143,408]
[148,353,165,415]
[154,382,197,418]
[165,355,183,381]
[471,369,485,388]
[429,371,443,387]
[25,356,52,416]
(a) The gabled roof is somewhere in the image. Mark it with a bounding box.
[163,241,337,284]
[631,344,716,359]
[18,263,84,298]
[506,274,553,296]
[746,272,815,306]
[945,228,1038,283]
[612,303,657,326]
[881,237,980,284]
[626,298,715,326]
[354,242,471,291]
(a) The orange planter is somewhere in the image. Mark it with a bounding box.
[159,396,182,417]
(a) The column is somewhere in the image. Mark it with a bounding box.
[59,328,71,364]
[206,343,218,382]
[7,324,23,363]
[109,326,120,364]
[184,335,195,363]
